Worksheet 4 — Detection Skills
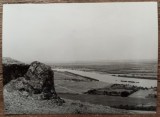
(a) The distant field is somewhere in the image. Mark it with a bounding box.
[54,71,111,94]
[52,61,157,79]
[54,70,156,111]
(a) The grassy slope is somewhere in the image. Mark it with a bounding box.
[4,86,134,114]
[58,93,156,107]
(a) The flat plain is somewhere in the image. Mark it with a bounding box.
[53,61,157,112]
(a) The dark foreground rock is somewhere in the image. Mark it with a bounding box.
[3,64,29,85]
[3,57,30,85]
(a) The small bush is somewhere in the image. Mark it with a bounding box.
[121,91,130,97]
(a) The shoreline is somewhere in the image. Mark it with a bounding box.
[64,71,99,81]
[53,70,99,81]
[53,68,157,81]
[111,74,157,80]
[53,69,157,88]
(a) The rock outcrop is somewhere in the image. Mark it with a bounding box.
[24,61,58,100]
[3,58,64,105]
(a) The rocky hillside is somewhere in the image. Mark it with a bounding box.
[3,57,24,65]
[3,58,65,113]
[3,57,135,114]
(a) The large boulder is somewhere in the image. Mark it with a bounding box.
[25,61,56,96]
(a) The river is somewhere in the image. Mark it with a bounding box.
[53,69,157,88]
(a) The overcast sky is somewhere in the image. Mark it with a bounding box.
[3,2,158,63]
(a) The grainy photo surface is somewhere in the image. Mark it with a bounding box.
[2,2,158,114]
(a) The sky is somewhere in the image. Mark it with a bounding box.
[3,2,158,63]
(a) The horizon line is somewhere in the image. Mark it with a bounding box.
[2,57,158,65]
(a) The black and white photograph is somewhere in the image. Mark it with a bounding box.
[2,2,158,114]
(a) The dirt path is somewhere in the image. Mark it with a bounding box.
[129,89,155,98]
